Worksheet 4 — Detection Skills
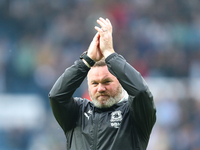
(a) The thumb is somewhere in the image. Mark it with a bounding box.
[93,32,100,42]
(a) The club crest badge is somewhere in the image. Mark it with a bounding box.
[110,110,122,128]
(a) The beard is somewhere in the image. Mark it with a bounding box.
[89,85,124,109]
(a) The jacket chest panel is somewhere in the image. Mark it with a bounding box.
[80,107,127,134]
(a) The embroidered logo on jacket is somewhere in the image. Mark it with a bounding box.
[84,109,92,120]
[110,110,122,128]
[84,112,90,120]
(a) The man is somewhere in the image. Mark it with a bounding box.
[49,17,156,150]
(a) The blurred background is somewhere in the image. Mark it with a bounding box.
[0,0,200,149]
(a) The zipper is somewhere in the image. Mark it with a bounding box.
[93,112,100,150]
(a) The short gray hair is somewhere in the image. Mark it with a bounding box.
[93,58,106,67]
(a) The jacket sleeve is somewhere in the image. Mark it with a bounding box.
[48,59,90,133]
[105,53,156,140]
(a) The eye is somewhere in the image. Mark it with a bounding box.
[92,82,98,85]
[104,80,111,84]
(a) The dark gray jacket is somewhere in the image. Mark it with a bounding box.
[49,53,156,150]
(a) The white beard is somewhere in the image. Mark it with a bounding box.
[90,87,124,109]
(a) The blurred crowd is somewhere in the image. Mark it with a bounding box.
[0,0,200,150]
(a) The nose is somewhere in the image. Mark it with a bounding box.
[97,84,106,92]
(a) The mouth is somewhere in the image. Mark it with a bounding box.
[96,95,109,102]
[97,94,109,98]
[99,95,108,97]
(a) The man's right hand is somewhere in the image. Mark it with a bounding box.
[87,32,103,62]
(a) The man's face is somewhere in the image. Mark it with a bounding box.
[88,66,123,108]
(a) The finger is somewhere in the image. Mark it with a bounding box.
[99,17,108,25]
[97,32,100,40]
[95,26,103,33]
[93,32,99,40]
[98,18,112,29]
[93,32,100,43]
[106,18,112,26]
[97,19,105,28]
